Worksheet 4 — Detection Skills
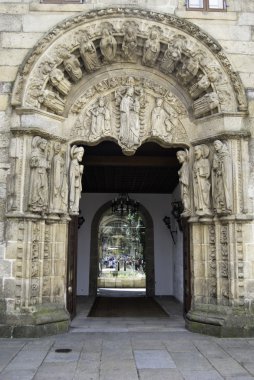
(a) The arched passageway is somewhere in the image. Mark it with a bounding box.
[3,8,252,337]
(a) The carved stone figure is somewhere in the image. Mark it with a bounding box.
[49,68,71,96]
[177,56,199,84]
[151,98,173,141]
[193,144,212,216]
[160,42,181,74]
[80,33,99,72]
[63,53,82,82]
[122,26,138,61]
[119,86,140,149]
[100,29,117,63]
[212,140,233,215]
[28,136,50,214]
[49,142,68,214]
[193,92,219,118]
[69,146,84,215]
[190,74,211,99]
[38,90,65,115]
[176,150,191,217]
[143,30,160,67]
[88,97,111,140]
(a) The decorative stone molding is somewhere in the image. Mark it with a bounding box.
[11,8,247,120]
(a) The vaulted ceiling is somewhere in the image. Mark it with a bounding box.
[82,142,180,194]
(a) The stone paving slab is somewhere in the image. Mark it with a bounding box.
[134,349,176,369]
[2,295,254,380]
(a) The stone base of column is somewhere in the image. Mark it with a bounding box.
[186,304,254,337]
[0,304,70,338]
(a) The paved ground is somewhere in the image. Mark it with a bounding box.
[1,294,254,380]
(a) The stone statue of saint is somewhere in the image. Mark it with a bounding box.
[69,146,84,215]
[89,97,111,140]
[212,140,233,215]
[143,30,160,67]
[63,53,82,83]
[122,26,137,61]
[49,68,71,96]
[193,144,212,216]
[151,98,173,140]
[160,43,181,74]
[119,86,140,149]
[28,136,50,214]
[38,89,65,115]
[80,33,99,72]
[100,29,117,63]
[177,150,191,217]
[49,142,68,214]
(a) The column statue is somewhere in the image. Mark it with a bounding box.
[49,142,68,214]
[28,136,50,214]
[212,140,233,215]
[193,144,212,216]
[69,146,84,215]
[176,150,191,217]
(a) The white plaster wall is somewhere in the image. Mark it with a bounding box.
[76,193,176,296]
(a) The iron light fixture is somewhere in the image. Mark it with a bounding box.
[111,193,139,216]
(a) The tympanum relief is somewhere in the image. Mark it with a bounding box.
[71,76,188,155]
[13,11,246,120]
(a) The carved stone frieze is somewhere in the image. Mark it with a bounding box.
[11,9,245,118]
[70,75,188,155]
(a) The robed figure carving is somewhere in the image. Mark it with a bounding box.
[143,30,160,67]
[28,136,50,214]
[212,140,233,215]
[80,33,99,72]
[69,146,84,215]
[49,142,68,214]
[177,150,191,217]
[89,97,111,140]
[151,98,173,141]
[119,86,140,149]
[100,29,117,63]
[193,144,212,216]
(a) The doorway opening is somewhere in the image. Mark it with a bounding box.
[69,141,189,319]
[97,208,146,291]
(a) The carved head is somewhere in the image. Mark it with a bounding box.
[176,150,187,164]
[54,142,61,154]
[98,97,105,106]
[156,98,163,107]
[71,146,85,162]
[194,144,210,160]
[126,87,134,97]
[102,28,110,37]
[213,140,223,152]
[150,30,158,40]
[38,138,47,151]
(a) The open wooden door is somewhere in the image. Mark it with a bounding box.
[183,220,191,314]
[66,216,78,319]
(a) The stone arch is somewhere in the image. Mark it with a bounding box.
[5,7,254,338]
[89,200,155,296]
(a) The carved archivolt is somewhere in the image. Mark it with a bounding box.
[12,8,247,122]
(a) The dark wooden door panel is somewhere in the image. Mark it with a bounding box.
[66,216,78,319]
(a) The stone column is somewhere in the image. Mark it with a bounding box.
[186,136,254,337]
